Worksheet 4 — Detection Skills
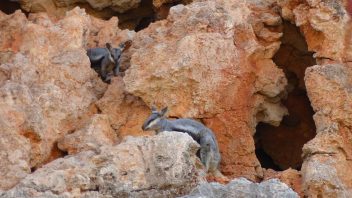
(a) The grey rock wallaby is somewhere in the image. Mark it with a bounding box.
[142,106,224,177]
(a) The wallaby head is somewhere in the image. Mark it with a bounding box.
[142,106,168,131]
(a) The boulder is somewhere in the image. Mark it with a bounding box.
[1,132,204,198]
[183,178,299,198]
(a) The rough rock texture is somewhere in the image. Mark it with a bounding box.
[278,0,352,62]
[303,63,352,197]
[275,0,352,197]
[183,178,299,198]
[19,0,140,15]
[0,8,132,190]
[58,114,118,154]
[123,0,288,180]
[0,132,204,198]
[152,0,192,8]
[96,77,152,138]
[87,16,135,49]
[254,22,317,171]
[263,168,303,197]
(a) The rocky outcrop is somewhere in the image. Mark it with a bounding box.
[123,0,288,180]
[0,8,131,190]
[183,178,299,198]
[19,0,141,15]
[278,0,352,62]
[95,77,152,138]
[57,114,118,154]
[274,0,352,196]
[2,0,352,197]
[303,63,352,197]
[263,168,302,197]
[0,132,204,198]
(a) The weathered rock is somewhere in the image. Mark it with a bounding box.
[19,0,140,15]
[1,132,204,198]
[0,130,31,191]
[302,63,352,197]
[183,178,299,198]
[124,0,288,179]
[96,77,152,138]
[58,114,118,154]
[87,16,135,49]
[152,0,192,8]
[0,8,131,190]
[277,0,352,62]
[263,168,303,197]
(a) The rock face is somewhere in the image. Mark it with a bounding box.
[183,178,299,198]
[96,77,152,138]
[57,114,118,154]
[19,0,141,15]
[2,0,352,197]
[123,0,288,180]
[0,132,204,198]
[0,8,132,190]
[303,63,352,197]
[274,0,352,197]
[278,0,352,62]
[263,168,303,197]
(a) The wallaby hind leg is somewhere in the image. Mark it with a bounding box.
[199,144,211,172]
[100,57,110,81]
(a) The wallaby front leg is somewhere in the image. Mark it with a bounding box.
[101,58,109,81]
[199,145,211,172]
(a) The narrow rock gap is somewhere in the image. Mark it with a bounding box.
[34,142,68,170]
[255,21,317,171]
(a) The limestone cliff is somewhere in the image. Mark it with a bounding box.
[0,0,352,197]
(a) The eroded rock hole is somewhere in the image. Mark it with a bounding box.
[255,22,317,171]
[118,0,187,31]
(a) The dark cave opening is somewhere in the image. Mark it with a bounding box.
[118,0,184,31]
[0,0,184,32]
[255,22,317,171]
[0,0,25,15]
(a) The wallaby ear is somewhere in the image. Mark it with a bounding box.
[106,43,113,51]
[151,105,157,112]
[160,107,168,117]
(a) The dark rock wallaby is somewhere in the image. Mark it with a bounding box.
[86,42,125,82]
[142,106,224,177]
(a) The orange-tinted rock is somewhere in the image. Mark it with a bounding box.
[19,0,141,16]
[87,16,135,49]
[303,63,352,197]
[278,0,352,62]
[124,0,288,180]
[58,114,118,154]
[96,77,152,138]
[0,8,130,189]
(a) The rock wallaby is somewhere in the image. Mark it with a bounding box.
[142,106,224,177]
[86,42,125,82]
